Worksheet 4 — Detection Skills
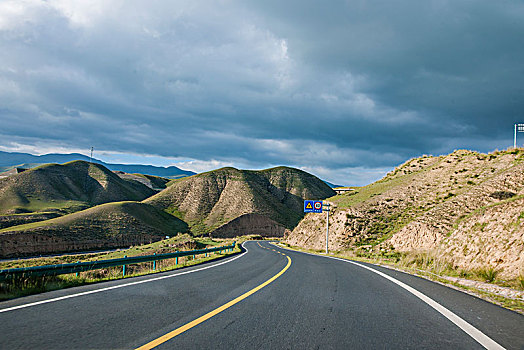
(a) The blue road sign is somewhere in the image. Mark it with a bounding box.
[304,200,323,213]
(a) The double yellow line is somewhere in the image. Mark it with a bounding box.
[136,246,291,350]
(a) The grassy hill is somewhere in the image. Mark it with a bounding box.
[145,166,336,235]
[0,201,188,257]
[286,148,524,279]
[0,160,155,216]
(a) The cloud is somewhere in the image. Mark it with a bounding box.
[0,0,523,185]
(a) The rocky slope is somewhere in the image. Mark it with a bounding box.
[0,201,188,257]
[114,172,170,191]
[145,166,335,236]
[286,149,524,278]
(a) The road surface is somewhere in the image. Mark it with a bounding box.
[0,241,522,349]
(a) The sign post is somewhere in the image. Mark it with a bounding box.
[515,124,524,149]
[304,200,331,254]
[324,202,330,254]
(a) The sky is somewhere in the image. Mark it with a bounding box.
[0,0,523,186]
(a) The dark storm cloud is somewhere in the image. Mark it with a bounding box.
[0,0,523,185]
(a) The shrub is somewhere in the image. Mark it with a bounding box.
[459,269,471,278]
[489,191,516,200]
[519,275,524,289]
[475,267,501,282]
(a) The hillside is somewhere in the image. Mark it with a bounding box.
[0,201,188,257]
[114,172,170,191]
[0,151,196,178]
[0,161,155,222]
[145,166,336,236]
[286,149,524,279]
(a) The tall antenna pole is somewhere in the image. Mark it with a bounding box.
[90,147,94,163]
[515,124,518,149]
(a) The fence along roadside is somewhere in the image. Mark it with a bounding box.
[0,243,236,280]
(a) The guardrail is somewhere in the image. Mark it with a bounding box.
[0,242,236,281]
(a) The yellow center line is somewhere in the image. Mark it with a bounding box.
[135,255,292,350]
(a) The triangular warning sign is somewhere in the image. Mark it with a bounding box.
[305,202,313,209]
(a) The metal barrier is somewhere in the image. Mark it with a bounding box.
[0,242,236,280]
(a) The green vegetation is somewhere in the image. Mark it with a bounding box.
[475,267,501,283]
[0,202,190,258]
[356,212,411,246]
[0,235,242,301]
[0,201,188,235]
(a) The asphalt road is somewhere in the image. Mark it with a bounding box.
[0,241,522,349]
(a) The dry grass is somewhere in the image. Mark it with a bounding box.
[0,236,241,301]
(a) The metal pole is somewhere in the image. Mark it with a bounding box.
[153,253,156,271]
[515,124,518,149]
[90,147,93,163]
[325,203,330,254]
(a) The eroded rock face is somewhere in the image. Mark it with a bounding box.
[210,213,286,238]
[286,149,524,278]
[286,208,353,251]
[0,230,163,258]
[439,196,524,278]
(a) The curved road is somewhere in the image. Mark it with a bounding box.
[0,241,522,349]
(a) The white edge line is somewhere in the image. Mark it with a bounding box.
[274,244,505,350]
[0,243,249,314]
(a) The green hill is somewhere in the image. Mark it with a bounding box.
[0,160,155,216]
[0,201,188,257]
[145,166,335,236]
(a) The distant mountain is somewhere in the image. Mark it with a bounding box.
[0,160,155,216]
[145,166,336,237]
[0,151,195,178]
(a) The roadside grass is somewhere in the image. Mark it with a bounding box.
[0,251,238,301]
[276,242,524,314]
[0,235,244,301]
[475,267,501,283]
